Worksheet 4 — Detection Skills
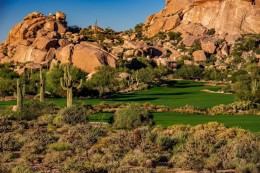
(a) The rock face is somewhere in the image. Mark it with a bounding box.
[145,0,260,38]
[0,11,117,73]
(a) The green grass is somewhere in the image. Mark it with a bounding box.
[90,112,260,132]
[0,80,235,109]
[2,80,257,132]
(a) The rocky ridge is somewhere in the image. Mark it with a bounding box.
[0,7,259,75]
[144,0,260,38]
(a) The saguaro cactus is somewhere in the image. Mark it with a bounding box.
[60,64,83,107]
[16,79,25,112]
[39,68,45,102]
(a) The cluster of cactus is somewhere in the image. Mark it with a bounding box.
[15,65,83,110]
[60,64,83,107]
[16,79,25,112]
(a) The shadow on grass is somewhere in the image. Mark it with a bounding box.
[112,97,158,102]
[144,92,195,96]
[162,80,204,88]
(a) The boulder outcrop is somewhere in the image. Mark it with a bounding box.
[1,11,117,74]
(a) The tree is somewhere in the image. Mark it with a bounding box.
[232,64,260,103]
[133,67,154,86]
[134,23,144,39]
[0,78,16,97]
[174,65,203,79]
[89,66,118,97]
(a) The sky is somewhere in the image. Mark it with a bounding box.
[0,0,165,42]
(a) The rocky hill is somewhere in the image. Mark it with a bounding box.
[0,4,259,76]
[0,12,116,74]
[144,0,260,38]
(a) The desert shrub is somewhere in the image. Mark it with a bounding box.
[207,28,216,35]
[48,142,72,151]
[134,23,144,39]
[237,162,258,173]
[113,104,154,129]
[0,163,10,173]
[11,164,34,173]
[172,154,205,171]
[59,105,90,125]
[154,31,167,40]
[157,136,175,151]
[9,101,57,120]
[52,115,64,127]
[0,134,23,152]
[209,101,255,115]
[167,32,182,42]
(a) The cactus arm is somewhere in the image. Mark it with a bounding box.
[60,78,68,90]
[76,79,83,90]
[22,83,26,97]
[39,68,45,102]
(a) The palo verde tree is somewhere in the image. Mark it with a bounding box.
[60,64,83,107]
[232,64,260,104]
[88,66,117,97]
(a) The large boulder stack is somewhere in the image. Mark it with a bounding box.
[0,11,117,73]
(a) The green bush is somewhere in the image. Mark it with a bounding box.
[48,142,72,151]
[0,78,16,97]
[88,66,118,97]
[174,65,203,79]
[157,136,175,151]
[59,105,89,125]
[237,162,258,173]
[9,101,57,121]
[207,28,216,35]
[0,134,22,152]
[167,32,182,42]
[113,104,154,129]
[12,165,34,173]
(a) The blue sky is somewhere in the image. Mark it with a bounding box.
[0,0,165,42]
